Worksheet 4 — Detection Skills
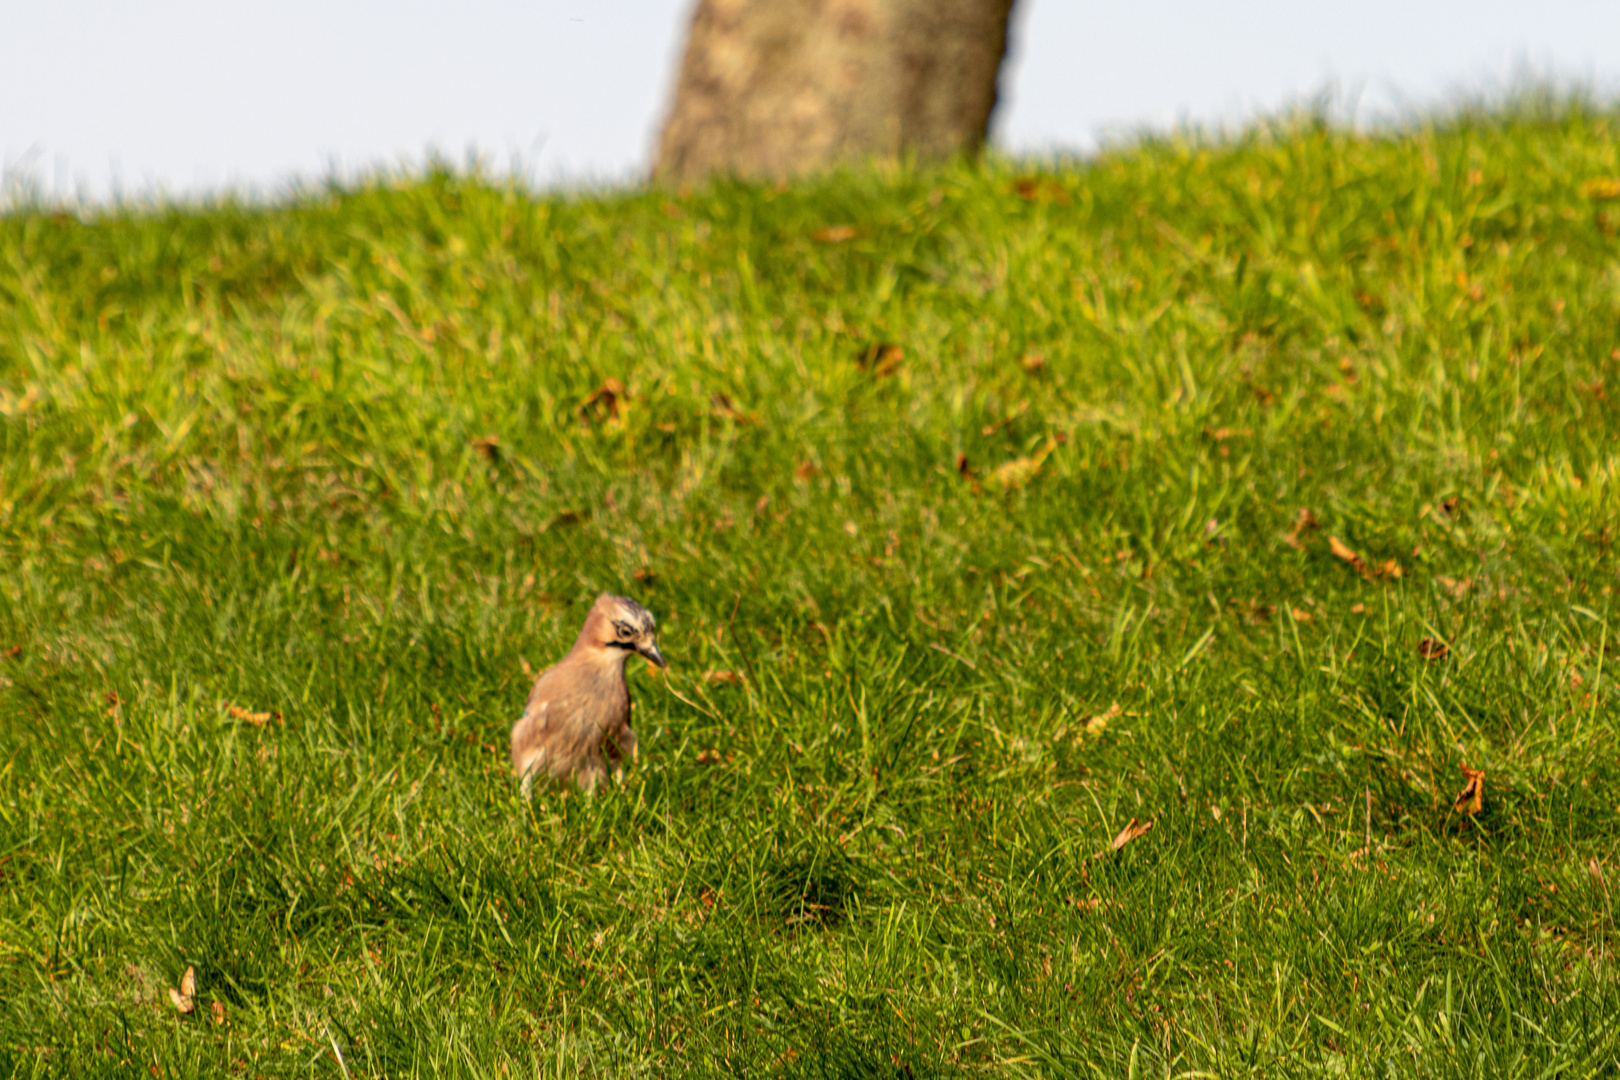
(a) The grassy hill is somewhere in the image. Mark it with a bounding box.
[3,101,1620,1076]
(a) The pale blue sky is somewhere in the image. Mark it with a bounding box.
[3,1,1618,201]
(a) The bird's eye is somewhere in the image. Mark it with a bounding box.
[616,622,633,638]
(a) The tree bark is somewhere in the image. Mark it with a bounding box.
[654,0,1016,183]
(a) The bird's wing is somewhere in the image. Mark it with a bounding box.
[523,667,555,718]
[523,697,551,733]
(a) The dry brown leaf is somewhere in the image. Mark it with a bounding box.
[226,704,277,725]
[1290,607,1314,623]
[695,748,723,765]
[1328,535,1401,581]
[1328,535,1360,564]
[1417,637,1450,661]
[812,224,859,243]
[1085,702,1121,735]
[1351,603,1366,614]
[1102,817,1153,854]
[703,670,743,686]
[955,452,973,478]
[578,377,627,425]
[470,435,501,463]
[1204,426,1253,442]
[855,341,904,376]
[210,1000,225,1026]
[1454,764,1485,815]
[989,456,1042,490]
[168,966,196,1014]
[794,459,819,482]
[989,437,1059,491]
[1020,352,1046,372]
[1437,576,1472,598]
[1011,177,1069,203]
[3,645,20,659]
[1581,177,1620,200]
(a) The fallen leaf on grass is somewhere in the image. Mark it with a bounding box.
[1329,535,1360,563]
[1020,352,1046,372]
[1099,817,1153,856]
[812,224,859,243]
[794,459,819,482]
[1290,607,1314,623]
[855,341,904,376]
[703,670,743,686]
[1203,426,1252,443]
[1011,177,1070,203]
[988,438,1060,492]
[954,452,973,478]
[1581,178,1620,200]
[989,456,1041,490]
[1328,535,1402,581]
[1417,637,1450,661]
[695,748,723,765]
[470,435,501,463]
[1085,703,1121,735]
[3,645,20,659]
[1437,576,1472,598]
[578,378,627,425]
[168,966,196,1014]
[210,1000,225,1026]
[226,704,278,725]
[1454,764,1485,815]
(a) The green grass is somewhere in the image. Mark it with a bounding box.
[4,99,1620,1077]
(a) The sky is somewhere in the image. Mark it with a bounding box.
[3,0,1619,202]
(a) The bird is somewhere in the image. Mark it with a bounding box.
[510,593,666,795]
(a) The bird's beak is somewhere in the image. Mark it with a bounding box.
[638,641,667,669]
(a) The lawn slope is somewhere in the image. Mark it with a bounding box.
[3,104,1620,1076]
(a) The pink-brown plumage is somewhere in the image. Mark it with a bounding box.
[510,594,665,794]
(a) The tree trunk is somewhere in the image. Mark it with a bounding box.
[654,0,1016,183]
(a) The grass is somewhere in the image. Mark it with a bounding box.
[3,99,1620,1077]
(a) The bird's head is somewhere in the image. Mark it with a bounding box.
[581,593,666,669]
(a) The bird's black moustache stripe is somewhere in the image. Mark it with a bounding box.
[605,641,638,651]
